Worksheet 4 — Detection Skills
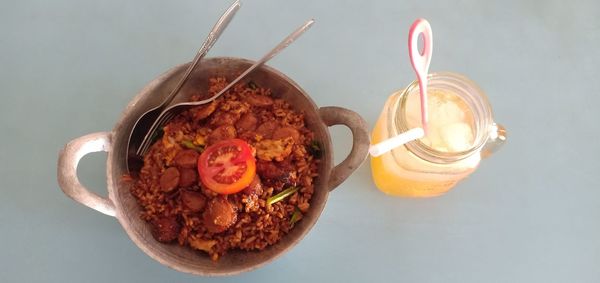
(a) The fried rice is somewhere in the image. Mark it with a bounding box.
[128,77,320,261]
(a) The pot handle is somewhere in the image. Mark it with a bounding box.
[57,132,116,217]
[318,106,370,191]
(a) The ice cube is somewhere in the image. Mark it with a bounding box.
[423,128,446,151]
[438,122,474,152]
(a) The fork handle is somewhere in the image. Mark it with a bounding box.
[135,1,241,155]
[161,0,241,107]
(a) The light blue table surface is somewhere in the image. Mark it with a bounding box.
[2,0,599,282]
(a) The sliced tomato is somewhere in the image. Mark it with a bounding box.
[197,139,256,194]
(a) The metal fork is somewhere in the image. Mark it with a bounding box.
[134,19,315,158]
[126,0,241,172]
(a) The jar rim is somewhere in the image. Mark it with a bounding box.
[389,72,494,164]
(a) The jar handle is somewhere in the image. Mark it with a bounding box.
[481,123,507,159]
[57,132,116,217]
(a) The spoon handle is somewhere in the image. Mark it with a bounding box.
[199,19,315,104]
[408,18,433,133]
[162,0,241,106]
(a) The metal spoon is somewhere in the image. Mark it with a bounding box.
[133,19,315,159]
[126,0,240,172]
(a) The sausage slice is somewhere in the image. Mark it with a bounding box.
[207,125,237,145]
[174,149,199,169]
[255,121,279,139]
[181,190,207,212]
[160,167,180,192]
[235,113,258,133]
[243,175,263,196]
[178,168,198,188]
[272,127,300,143]
[151,216,181,243]
[244,93,273,107]
[202,197,238,233]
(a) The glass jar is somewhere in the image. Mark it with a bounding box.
[370,72,506,197]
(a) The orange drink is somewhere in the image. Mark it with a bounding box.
[371,73,505,197]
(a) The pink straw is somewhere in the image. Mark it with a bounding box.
[408,19,433,134]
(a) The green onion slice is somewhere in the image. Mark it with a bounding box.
[267,186,298,206]
[290,207,302,225]
[181,140,204,153]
